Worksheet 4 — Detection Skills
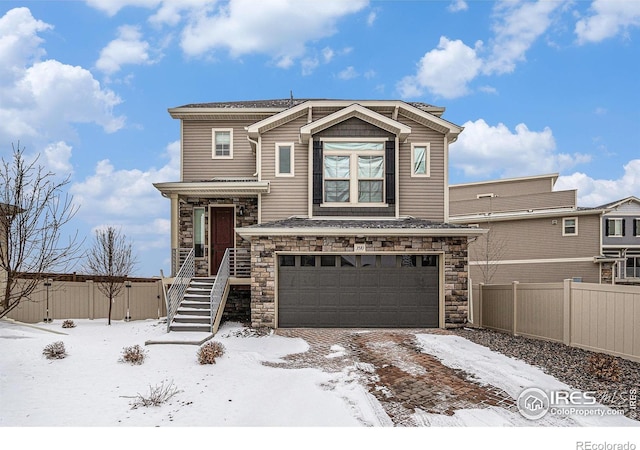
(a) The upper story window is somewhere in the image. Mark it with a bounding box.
[563,217,577,236]
[212,129,233,159]
[276,143,294,177]
[323,142,385,205]
[411,143,430,177]
[635,219,640,237]
[606,218,625,237]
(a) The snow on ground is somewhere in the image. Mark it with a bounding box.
[1,318,638,446]
[0,319,381,427]
[415,334,638,427]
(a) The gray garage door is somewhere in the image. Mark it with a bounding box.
[278,254,439,328]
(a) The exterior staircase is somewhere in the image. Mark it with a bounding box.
[169,277,215,332]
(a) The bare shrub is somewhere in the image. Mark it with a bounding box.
[197,341,225,365]
[120,345,147,365]
[588,353,621,382]
[43,341,67,359]
[61,319,76,328]
[123,381,182,409]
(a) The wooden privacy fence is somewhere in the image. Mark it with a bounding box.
[7,278,166,323]
[476,280,640,362]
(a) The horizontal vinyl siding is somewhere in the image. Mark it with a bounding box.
[260,115,309,221]
[398,117,445,220]
[470,261,600,285]
[451,177,555,201]
[450,190,576,216]
[182,120,256,181]
[469,214,601,261]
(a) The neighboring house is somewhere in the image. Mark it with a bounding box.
[449,174,638,288]
[599,196,640,284]
[154,99,484,330]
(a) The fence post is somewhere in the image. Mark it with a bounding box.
[87,280,94,320]
[512,281,519,336]
[478,283,484,328]
[563,279,572,346]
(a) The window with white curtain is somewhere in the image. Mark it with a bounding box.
[323,142,385,205]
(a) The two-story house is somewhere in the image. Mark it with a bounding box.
[449,174,606,286]
[449,174,639,290]
[599,196,640,284]
[154,99,484,331]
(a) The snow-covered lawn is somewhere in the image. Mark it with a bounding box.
[1,318,637,446]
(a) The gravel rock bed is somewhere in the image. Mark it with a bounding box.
[452,327,640,421]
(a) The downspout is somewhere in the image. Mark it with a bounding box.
[247,136,259,178]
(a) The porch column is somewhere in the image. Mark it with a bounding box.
[170,193,179,253]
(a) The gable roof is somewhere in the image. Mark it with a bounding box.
[299,103,411,143]
[244,100,462,142]
[595,196,640,210]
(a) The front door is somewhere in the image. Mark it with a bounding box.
[210,207,235,275]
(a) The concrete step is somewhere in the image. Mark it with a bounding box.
[173,315,211,324]
[169,323,211,332]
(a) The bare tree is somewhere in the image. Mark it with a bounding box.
[471,222,507,285]
[0,144,81,318]
[85,226,136,325]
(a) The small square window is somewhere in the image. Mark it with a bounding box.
[340,255,356,267]
[360,255,376,267]
[381,255,396,268]
[320,255,336,267]
[606,218,624,237]
[279,255,295,267]
[421,255,438,267]
[563,217,577,236]
[301,255,316,267]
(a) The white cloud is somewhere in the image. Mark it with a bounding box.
[448,0,468,13]
[0,7,51,84]
[96,25,156,74]
[367,11,377,26]
[84,0,162,17]
[43,141,73,175]
[301,57,319,76]
[70,140,180,255]
[398,0,562,99]
[483,0,562,75]
[322,46,334,63]
[575,0,640,44]
[556,160,640,207]
[180,0,368,65]
[450,119,591,178]
[338,66,358,80]
[397,37,482,99]
[0,8,125,147]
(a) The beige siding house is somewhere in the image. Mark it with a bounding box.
[155,99,484,331]
[449,173,632,288]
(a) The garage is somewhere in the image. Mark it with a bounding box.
[277,254,440,328]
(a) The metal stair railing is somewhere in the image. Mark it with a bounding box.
[166,248,195,332]
[210,248,231,332]
[229,248,251,278]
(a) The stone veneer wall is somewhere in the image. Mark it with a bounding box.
[250,235,469,328]
[222,285,251,323]
[179,197,257,276]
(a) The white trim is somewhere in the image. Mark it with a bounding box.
[212,128,233,159]
[410,142,431,177]
[275,142,295,177]
[476,193,495,199]
[469,256,595,266]
[449,208,603,223]
[179,120,184,182]
[237,226,486,238]
[562,217,578,236]
[450,173,559,188]
[606,218,624,237]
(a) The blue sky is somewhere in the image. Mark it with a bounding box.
[1,0,639,277]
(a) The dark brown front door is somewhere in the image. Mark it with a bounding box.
[210,207,234,275]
